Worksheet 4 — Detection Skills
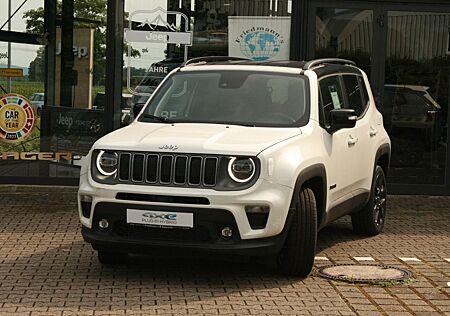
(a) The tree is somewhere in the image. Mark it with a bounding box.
[28,48,45,82]
[23,0,139,85]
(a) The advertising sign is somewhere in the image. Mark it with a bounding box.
[43,106,103,155]
[228,16,291,61]
[0,68,24,78]
[125,30,192,46]
[54,28,94,109]
[0,94,35,143]
[125,7,192,94]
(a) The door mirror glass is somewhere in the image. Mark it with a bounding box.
[328,109,357,133]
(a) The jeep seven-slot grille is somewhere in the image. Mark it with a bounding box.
[118,153,218,187]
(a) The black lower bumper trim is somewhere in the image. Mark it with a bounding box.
[82,226,287,256]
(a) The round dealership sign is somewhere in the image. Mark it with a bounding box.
[0,93,35,143]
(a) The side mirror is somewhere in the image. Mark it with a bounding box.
[328,109,357,133]
[132,102,146,118]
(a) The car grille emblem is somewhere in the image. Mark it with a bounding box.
[159,145,179,151]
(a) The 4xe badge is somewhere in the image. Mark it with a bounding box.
[0,94,35,143]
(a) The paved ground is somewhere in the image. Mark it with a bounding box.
[0,186,449,316]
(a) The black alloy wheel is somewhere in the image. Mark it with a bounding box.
[351,165,387,236]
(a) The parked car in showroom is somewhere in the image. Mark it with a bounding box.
[29,92,45,116]
[78,57,390,277]
[93,92,133,126]
[380,85,443,166]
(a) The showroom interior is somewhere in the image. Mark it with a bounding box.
[0,0,450,195]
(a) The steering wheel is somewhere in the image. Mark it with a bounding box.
[266,112,297,123]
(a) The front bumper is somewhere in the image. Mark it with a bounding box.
[81,202,293,256]
[78,173,294,240]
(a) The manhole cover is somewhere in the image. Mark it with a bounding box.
[316,264,413,284]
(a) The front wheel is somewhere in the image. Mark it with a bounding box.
[351,165,387,236]
[277,187,317,277]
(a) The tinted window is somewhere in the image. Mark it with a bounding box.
[343,75,364,116]
[142,71,310,127]
[358,76,370,108]
[319,76,344,126]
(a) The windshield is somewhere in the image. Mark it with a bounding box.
[140,71,310,127]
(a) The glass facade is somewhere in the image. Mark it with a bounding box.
[1,0,450,195]
[312,3,450,194]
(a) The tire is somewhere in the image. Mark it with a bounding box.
[97,251,128,265]
[277,187,317,277]
[351,165,387,236]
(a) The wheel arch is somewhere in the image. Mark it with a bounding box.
[375,143,391,176]
[293,164,327,230]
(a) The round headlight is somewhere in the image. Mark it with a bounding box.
[96,150,118,176]
[228,157,256,183]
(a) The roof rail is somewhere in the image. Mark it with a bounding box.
[303,58,356,70]
[181,56,250,67]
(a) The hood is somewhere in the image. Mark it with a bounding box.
[94,122,301,156]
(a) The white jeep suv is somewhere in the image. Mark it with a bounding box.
[78,57,391,277]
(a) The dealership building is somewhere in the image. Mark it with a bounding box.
[0,0,449,195]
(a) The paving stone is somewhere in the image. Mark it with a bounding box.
[0,189,449,314]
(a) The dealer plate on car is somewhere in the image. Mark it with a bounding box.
[126,209,193,228]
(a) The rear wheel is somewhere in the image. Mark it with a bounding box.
[277,187,317,277]
[97,251,128,265]
[351,165,387,236]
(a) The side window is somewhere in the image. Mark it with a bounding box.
[343,75,365,117]
[319,75,344,126]
[358,76,370,107]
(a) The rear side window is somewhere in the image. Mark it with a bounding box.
[343,75,365,117]
[358,76,370,107]
[319,75,344,126]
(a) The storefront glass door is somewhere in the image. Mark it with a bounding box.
[311,3,450,194]
[383,11,450,187]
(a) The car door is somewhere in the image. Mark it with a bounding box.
[319,75,359,203]
[342,74,375,192]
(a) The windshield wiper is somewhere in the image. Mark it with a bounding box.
[140,113,175,123]
[208,121,255,127]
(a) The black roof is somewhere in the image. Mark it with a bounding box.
[181,57,363,77]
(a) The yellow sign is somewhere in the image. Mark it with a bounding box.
[0,94,35,143]
[0,68,23,77]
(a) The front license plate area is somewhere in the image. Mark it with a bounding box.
[126,209,193,228]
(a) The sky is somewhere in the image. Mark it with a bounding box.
[0,0,167,68]
[0,0,291,69]
[0,0,45,68]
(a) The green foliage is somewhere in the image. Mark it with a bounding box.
[23,0,139,86]
[0,118,41,152]
[0,80,44,98]
[28,48,45,82]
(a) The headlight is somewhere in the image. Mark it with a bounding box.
[228,157,256,183]
[96,150,118,176]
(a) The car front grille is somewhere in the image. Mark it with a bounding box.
[117,152,219,188]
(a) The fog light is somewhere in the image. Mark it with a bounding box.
[99,219,109,229]
[221,227,233,238]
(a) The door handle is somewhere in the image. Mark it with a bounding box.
[369,128,378,137]
[347,135,358,146]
